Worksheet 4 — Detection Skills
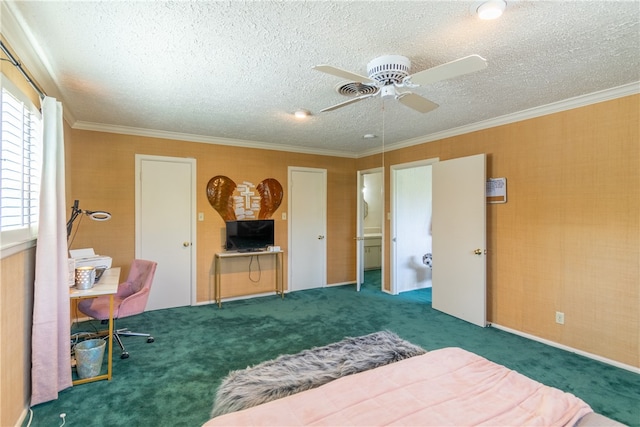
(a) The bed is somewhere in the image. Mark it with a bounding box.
[204,332,623,426]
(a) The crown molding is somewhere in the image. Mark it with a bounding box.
[359,82,639,157]
[72,121,358,158]
[76,82,638,160]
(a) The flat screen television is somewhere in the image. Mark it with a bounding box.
[225,219,274,252]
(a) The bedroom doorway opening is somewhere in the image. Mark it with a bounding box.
[390,159,436,295]
[356,168,384,292]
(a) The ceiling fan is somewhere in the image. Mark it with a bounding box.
[313,54,487,113]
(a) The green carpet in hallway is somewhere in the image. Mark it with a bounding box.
[27,270,639,426]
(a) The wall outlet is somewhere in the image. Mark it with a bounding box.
[555,311,565,325]
[198,212,204,221]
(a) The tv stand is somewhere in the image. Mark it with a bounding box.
[213,250,284,307]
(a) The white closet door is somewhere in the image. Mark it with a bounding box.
[136,155,195,310]
[288,167,326,291]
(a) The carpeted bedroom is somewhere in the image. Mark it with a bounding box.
[27,271,639,426]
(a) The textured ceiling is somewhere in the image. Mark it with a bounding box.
[3,1,639,157]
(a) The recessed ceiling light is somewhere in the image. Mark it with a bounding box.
[471,0,506,20]
[363,134,377,139]
[294,109,311,119]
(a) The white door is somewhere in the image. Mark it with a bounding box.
[432,154,486,327]
[288,167,326,291]
[136,155,195,310]
[390,160,436,294]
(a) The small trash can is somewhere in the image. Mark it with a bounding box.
[75,339,106,379]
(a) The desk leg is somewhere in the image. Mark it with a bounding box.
[277,252,284,299]
[71,295,114,385]
[215,256,221,308]
[107,294,113,380]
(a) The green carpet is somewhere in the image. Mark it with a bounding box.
[27,270,639,426]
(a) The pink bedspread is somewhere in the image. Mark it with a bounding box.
[204,347,593,426]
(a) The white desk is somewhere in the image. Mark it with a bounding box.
[214,251,283,308]
[69,267,120,385]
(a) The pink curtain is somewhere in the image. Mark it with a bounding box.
[31,97,71,405]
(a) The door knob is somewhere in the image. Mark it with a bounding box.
[318,235,325,240]
[473,248,485,255]
[183,242,190,247]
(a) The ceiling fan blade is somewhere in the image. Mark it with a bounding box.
[405,54,487,86]
[320,93,375,112]
[398,92,439,113]
[313,65,376,84]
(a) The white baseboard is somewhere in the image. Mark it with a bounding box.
[195,281,362,306]
[327,281,353,287]
[195,282,363,307]
[490,323,639,374]
[16,406,31,427]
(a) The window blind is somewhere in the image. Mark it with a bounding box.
[0,76,42,249]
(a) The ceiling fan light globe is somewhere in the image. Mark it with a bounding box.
[380,85,396,100]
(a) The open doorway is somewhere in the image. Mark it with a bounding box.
[390,158,438,296]
[357,168,383,292]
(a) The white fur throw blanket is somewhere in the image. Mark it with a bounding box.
[210,331,426,418]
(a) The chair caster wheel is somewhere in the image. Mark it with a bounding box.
[120,352,129,359]
[147,337,155,343]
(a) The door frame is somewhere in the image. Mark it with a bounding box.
[135,154,197,306]
[356,167,384,292]
[390,157,438,295]
[287,166,327,292]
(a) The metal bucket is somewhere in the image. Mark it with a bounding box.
[75,266,96,290]
[75,339,106,379]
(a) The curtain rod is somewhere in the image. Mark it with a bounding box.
[0,40,46,99]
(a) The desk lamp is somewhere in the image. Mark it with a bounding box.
[66,199,111,240]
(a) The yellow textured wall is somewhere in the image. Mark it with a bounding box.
[68,95,638,369]
[66,130,358,302]
[357,95,639,367]
[0,249,35,427]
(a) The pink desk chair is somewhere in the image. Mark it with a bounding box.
[78,259,158,359]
